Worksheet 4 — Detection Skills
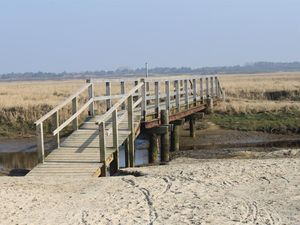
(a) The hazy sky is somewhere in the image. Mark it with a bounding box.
[0,0,300,73]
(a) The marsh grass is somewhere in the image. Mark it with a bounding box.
[1,72,300,137]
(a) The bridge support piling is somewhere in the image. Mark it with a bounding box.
[206,97,214,114]
[124,138,130,168]
[189,116,196,138]
[170,120,184,152]
[149,133,159,163]
[160,110,170,162]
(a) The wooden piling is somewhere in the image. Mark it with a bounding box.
[160,110,170,162]
[171,125,180,152]
[149,133,159,163]
[206,97,214,114]
[189,116,196,138]
[124,138,130,168]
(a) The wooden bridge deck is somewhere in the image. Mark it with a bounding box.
[28,76,224,177]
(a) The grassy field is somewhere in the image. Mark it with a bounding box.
[0,72,300,137]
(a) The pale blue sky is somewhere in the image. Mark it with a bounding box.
[0,0,300,73]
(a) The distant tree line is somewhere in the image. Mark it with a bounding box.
[1,62,300,81]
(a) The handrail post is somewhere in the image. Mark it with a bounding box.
[184,79,189,109]
[165,80,170,111]
[206,77,209,98]
[72,97,78,130]
[52,111,60,148]
[175,80,180,112]
[127,95,135,167]
[99,121,107,176]
[141,79,146,121]
[112,109,119,170]
[154,81,160,118]
[86,79,94,116]
[106,81,111,111]
[200,78,204,103]
[210,76,214,97]
[120,81,125,110]
[192,78,197,106]
[36,123,45,163]
[215,76,219,97]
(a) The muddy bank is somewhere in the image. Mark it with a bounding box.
[180,122,300,150]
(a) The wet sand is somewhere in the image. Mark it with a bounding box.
[0,156,299,225]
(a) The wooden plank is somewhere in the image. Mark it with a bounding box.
[112,109,119,170]
[141,79,146,120]
[210,76,214,97]
[206,77,209,97]
[99,122,106,163]
[52,111,60,148]
[192,78,197,106]
[200,78,203,100]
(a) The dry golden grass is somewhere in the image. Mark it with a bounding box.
[0,72,299,136]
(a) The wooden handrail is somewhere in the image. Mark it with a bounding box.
[95,82,144,125]
[35,83,91,125]
[52,98,93,135]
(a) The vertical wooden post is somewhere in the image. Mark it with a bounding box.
[206,77,209,98]
[154,81,160,118]
[206,97,214,114]
[86,79,94,116]
[210,77,214,97]
[36,123,45,163]
[52,111,60,148]
[124,138,130,168]
[189,116,196,138]
[141,79,147,121]
[192,78,197,106]
[200,78,204,102]
[149,133,159,164]
[72,97,78,130]
[215,77,219,97]
[106,81,111,111]
[120,81,125,110]
[165,80,170,111]
[99,121,107,176]
[160,110,170,162]
[184,79,189,109]
[127,95,135,167]
[134,80,139,102]
[171,125,180,152]
[112,109,119,170]
[175,80,180,112]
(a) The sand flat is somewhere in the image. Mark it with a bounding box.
[0,157,299,225]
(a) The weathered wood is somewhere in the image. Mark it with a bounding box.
[149,133,159,163]
[36,123,44,163]
[210,77,214,97]
[87,79,94,116]
[192,78,197,106]
[184,80,189,109]
[215,77,219,97]
[206,97,214,114]
[124,138,130,168]
[155,81,160,118]
[206,77,209,98]
[106,81,112,111]
[175,80,180,112]
[120,81,125,110]
[200,78,204,102]
[189,116,196,138]
[141,79,146,120]
[127,95,135,167]
[165,80,170,111]
[171,124,180,152]
[52,111,60,148]
[72,97,78,130]
[112,109,119,170]
[160,110,170,162]
[35,83,91,125]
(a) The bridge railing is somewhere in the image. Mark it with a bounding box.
[34,75,224,164]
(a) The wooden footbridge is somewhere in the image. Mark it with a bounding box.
[28,75,224,177]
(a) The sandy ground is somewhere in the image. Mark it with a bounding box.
[0,156,299,225]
